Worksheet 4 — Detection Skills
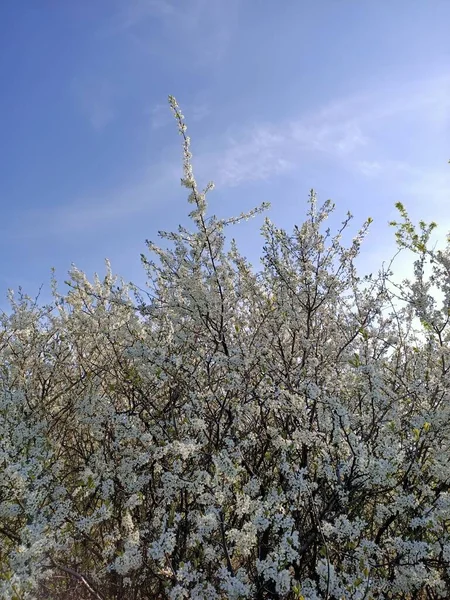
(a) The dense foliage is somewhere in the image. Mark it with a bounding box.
[1,98,450,599]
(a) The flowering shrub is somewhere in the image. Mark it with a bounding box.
[1,97,450,599]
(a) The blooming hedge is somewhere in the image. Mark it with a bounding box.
[1,98,450,599]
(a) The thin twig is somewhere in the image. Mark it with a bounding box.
[306,482,331,600]
[49,560,106,600]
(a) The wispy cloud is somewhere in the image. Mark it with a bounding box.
[212,126,293,187]
[148,103,173,130]
[356,160,383,177]
[291,119,368,157]
[405,167,450,212]
[194,73,450,187]
[107,0,239,66]
[355,159,413,178]
[72,77,117,130]
[149,101,210,130]
[33,72,450,235]
[111,0,176,31]
[20,163,180,237]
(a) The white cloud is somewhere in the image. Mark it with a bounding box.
[355,159,413,178]
[107,0,239,66]
[148,103,172,130]
[148,101,210,130]
[104,0,176,33]
[214,126,292,187]
[72,78,117,130]
[22,163,180,236]
[291,118,368,156]
[191,103,211,122]
[35,72,450,235]
[356,161,383,177]
[404,166,450,212]
[193,73,450,188]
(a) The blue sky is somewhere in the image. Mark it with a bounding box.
[1,0,449,305]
